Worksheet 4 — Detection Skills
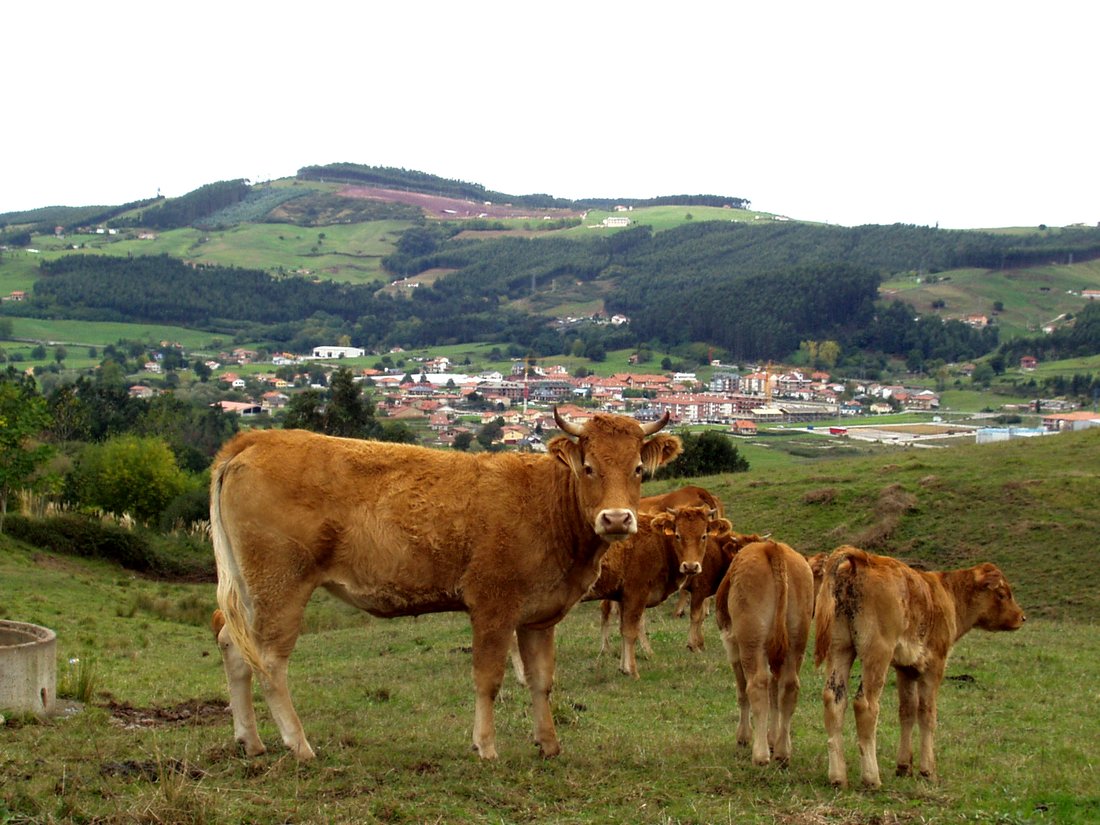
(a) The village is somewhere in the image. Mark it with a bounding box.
[126,343,1090,450]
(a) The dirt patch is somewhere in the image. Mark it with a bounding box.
[339,185,582,221]
[802,487,838,505]
[100,758,206,782]
[104,698,228,729]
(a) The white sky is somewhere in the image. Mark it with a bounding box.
[2,1,1097,229]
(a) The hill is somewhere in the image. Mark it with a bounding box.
[4,165,1100,377]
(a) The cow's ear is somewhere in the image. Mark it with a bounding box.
[711,517,733,537]
[548,435,582,475]
[641,434,683,475]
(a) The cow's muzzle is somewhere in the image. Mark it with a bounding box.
[596,509,636,538]
[679,561,703,575]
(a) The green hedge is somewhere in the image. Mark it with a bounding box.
[3,514,214,581]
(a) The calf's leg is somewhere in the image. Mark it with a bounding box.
[853,644,891,789]
[895,667,919,776]
[822,643,855,787]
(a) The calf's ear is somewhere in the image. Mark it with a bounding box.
[711,517,733,536]
[651,512,674,535]
[975,563,1006,589]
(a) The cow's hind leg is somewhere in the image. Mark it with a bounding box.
[253,588,316,761]
[215,621,266,757]
[516,625,561,758]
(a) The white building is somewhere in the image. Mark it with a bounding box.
[312,345,366,359]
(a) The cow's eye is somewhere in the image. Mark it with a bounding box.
[584,464,595,477]
[634,464,644,477]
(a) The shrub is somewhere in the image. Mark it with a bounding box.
[3,514,215,580]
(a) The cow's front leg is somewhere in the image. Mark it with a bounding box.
[516,625,561,758]
[469,618,512,759]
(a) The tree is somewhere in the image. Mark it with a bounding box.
[452,431,474,451]
[283,367,383,440]
[655,430,749,480]
[69,434,194,524]
[0,370,55,531]
[476,417,504,450]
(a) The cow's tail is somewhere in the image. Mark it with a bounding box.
[813,546,859,668]
[211,449,267,678]
[766,542,790,673]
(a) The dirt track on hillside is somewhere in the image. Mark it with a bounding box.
[339,185,581,220]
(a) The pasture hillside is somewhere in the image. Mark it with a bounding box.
[1,428,1098,823]
[648,425,1100,622]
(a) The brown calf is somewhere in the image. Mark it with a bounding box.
[814,546,1026,788]
[715,539,815,766]
[586,505,731,677]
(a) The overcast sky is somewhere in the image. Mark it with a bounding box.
[3,1,1096,229]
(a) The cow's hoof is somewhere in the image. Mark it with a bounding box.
[896,763,912,777]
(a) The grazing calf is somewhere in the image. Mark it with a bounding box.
[210,409,680,761]
[715,539,815,766]
[814,546,1026,788]
[586,505,731,677]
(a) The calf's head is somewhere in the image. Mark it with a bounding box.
[550,409,681,540]
[970,563,1027,632]
[653,505,732,575]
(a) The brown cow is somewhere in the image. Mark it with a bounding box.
[211,409,681,761]
[814,546,1026,788]
[715,539,815,766]
[586,505,731,678]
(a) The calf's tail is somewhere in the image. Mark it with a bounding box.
[766,543,790,673]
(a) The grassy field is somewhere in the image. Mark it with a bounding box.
[573,205,766,233]
[880,260,1100,341]
[2,427,1098,823]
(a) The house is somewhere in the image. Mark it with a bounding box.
[1042,411,1100,432]
[214,400,263,416]
[601,216,631,228]
[129,385,156,399]
[1020,355,1038,371]
[965,314,989,327]
[731,419,758,435]
[312,345,366,359]
[1082,289,1100,300]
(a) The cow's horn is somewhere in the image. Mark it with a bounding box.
[640,411,671,436]
[554,407,584,436]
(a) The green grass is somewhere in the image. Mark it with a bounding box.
[573,205,765,233]
[2,429,1099,823]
